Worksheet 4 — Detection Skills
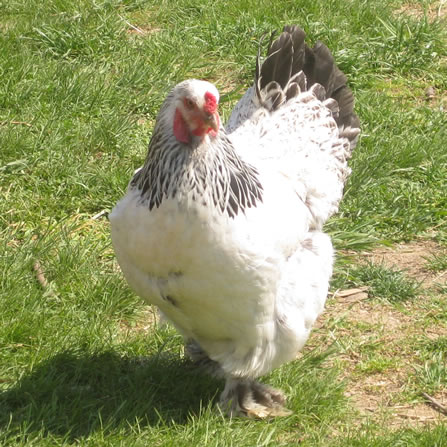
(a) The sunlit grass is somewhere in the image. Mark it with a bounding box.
[1,0,446,445]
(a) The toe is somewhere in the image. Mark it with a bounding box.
[252,382,287,406]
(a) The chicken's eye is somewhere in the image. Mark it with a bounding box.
[184,98,195,110]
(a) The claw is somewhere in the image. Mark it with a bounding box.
[219,378,292,418]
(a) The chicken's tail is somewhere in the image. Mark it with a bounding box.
[256,25,360,150]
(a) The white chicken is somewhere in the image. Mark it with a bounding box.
[110,25,360,418]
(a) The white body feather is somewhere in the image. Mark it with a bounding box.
[109,83,351,378]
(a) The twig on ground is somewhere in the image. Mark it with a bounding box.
[330,287,370,303]
[0,120,32,127]
[10,121,32,127]
[421,392,447,416]
[91,210,107,220]
[333,286,370,298]
[397,413,435,421]
[33,261,58,298]
[33,261,49,289]
[119,15,145,34]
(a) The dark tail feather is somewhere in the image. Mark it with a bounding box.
[312,41,360,131]
[256,25,360,148]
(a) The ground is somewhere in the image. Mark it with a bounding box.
[1,0,446,444]
[118,239,447,430]
[309,240,447,428]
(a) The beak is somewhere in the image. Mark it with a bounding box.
[204,112,219,132]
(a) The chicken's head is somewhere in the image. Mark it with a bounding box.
[171,80,220,144]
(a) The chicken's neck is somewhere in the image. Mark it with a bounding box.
[131,125,263,218]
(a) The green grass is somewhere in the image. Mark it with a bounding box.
[1,0,447,445]
[411,336,447,394]
[339,261,422,302]
[425,252,447,272]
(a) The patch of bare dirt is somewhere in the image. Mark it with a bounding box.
[122,9,162,37]
[313,240,447,427]
[352,240,447,289]
[346,375,445,427]
[395,1,447,21]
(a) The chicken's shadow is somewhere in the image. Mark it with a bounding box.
[0,350,221,440]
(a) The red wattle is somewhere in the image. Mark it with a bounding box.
[173,108,190,143]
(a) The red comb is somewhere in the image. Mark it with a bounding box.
[204,92,218,114]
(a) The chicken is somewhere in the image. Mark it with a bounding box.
[109,25,360,418]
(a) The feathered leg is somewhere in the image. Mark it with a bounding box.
[185,340,225,378]
[186,340,292,418]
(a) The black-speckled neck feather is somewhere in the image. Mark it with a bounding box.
[131,117,263,218]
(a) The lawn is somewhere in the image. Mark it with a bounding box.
[1,0,446,445]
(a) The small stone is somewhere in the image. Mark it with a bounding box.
[425,86,436,100]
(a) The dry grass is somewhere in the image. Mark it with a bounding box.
[310,240,447,428]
